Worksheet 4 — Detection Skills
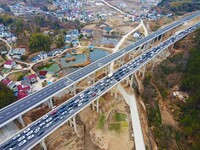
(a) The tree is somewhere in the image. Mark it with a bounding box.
[56,35,65,48]
[78,34,84,40]
[29,33,52,52]
[0,83,16,108]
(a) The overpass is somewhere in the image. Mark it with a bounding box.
[0,12,200,129]
[0,19,200,150]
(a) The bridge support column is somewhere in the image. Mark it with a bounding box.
[128,51,135,60]
[40,139,47,150]
[18,115,25,127]
[69,116,77,132]
[103,66,110,75]
[70,84,76,95]
[40,140,47,150]
[117,56,125,67]
[87,73,95,84]
[47,98,53,109]
[92,98,100,113]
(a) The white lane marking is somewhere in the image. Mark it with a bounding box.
[27,101,30,104]
[54,86,57,89]
[38,95,41,97]
[0,116,3,119]
[20,104,24,107]
[44,92,47,94]
[13,108,17,111]
[6,112,10,115]
[49,89,52,91]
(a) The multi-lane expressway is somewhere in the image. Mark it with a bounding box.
[1,20,200,150]
[0,11,200,128]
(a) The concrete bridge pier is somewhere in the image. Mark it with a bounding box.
[117,56,125,67]
[103,66,110,75]
[46,98,54,109]
[128,51,135,60]
[69,116,77,132]
[70,84,76,95]
[138,65,146,79]
[86,73,95,84]
[92,98,100,113]
[18,115,25,127]
[40,139,47,150]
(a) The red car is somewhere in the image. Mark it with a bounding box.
[91,93,96,97]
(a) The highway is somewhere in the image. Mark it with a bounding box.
[1,21,199,150]
[0,11,199,129]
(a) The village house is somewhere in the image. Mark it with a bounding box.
[27,74,38,83]
[1,79,16,90]
[4,60,16,69]
[103,27,113,35]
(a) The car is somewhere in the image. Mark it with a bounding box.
[61,111,67,115]
[26,130,33,136]
[97,90,102,95]
[68,109,74,114]
[91,93,96,97]
[44,121,52,128]
[74,98,79,103]
[60,115,66,120]
[78,102,83,107]
[50,110,58,116]
[9,140,18,148]
[37,130,44,136]
[34,127,40,133]
[18,135,25,142]
[23,128,30,134]
[34,120,41,126]
[60,105,67,109]
[27,134,34,140]
[79,93,85,98]
[46,117,52,123]
[18,139,26,147]
[42,115,48,120]
[2,142,11,148]
[39,122,46,127]
[12,134,20,140]
[53,117,60,122]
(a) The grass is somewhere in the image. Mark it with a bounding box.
[109,123,121,131]
[121,121,128,127]
[114,112,126,122]
[98,114,106,129]
[38,63,53,70]
[8,71,28,81]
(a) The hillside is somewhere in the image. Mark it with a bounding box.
[156,0,200,15]
[142,28,200,149]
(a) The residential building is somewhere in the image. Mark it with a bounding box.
[27,74,37,83]
[1,79,16,90]
[4,60,16,69]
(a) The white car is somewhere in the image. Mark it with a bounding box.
[18,136,25,142]
[26,130,33,136]
[44,121,52,128]
[34,127,40,133]
[42,115,48,120]
[39,122,45,127]
[27,134,34,140]
[23,128,30,134]
[12,134,20,140]
[18,140,26,147]
[46,117,52,123]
